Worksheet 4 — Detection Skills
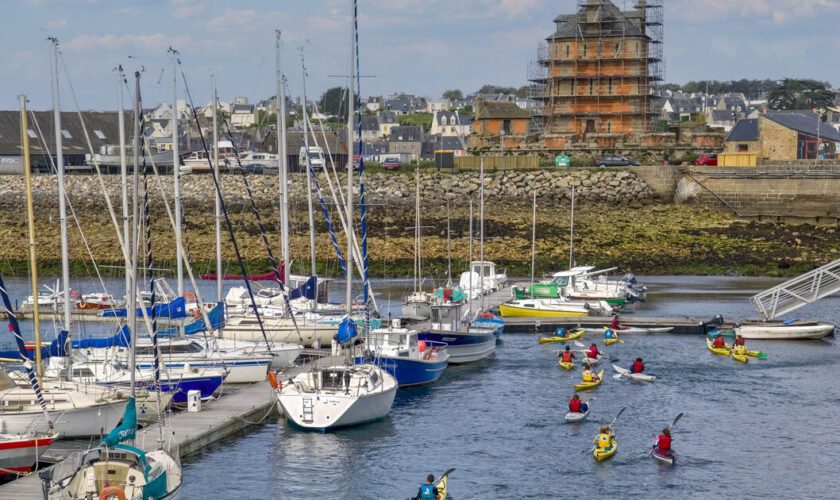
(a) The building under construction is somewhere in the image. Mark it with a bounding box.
[529,0,664,145]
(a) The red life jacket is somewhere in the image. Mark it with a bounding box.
[735,338,745,346]
[631,361,644,374]
[658,434,672,451]
[713,337,725,348]
[569,398,582,412]
[611,317,619,329]
[588,347,598,358]
[561,351,573,362]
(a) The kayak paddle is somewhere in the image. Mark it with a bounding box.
[668,412,684,431]
[436,468,455,484]
[574,340,586,348]
[609,406,627,429]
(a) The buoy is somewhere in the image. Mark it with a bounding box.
[98,486,126,500]
[267,371,280,389]
[417,340,427,352]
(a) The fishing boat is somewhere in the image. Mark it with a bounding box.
[734,320,834,340]
[356,325,448,387]
[417,301,496,364]
[498,298,599,318]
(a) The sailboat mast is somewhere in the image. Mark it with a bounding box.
[345,0,356,315]
[530,190,537,287]
[468,200,473,316]
[129,71,142,396]
[169,47,184,337]
[569,186,575,269]
[118,66,130,297]
[446,200,452,286]
[414,165,420,293]
[20,95,42,382]
[276,30,291,287]
[213,76,223,313]
[479,157,485,311]
[300,50,317,277]
[49,38,71,336]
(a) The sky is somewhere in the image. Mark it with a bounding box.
[2,0,839,110]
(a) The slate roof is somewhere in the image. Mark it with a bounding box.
[726,119,759,142]
[0,110,121,156]
[434,111,472,126]
[388,126,423,142]
[548,1,646,40]
[709,109,737,122]
[377,111,399,124]
[764,111,840,142]
[474,99,531,120]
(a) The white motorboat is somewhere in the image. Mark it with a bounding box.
[416,301,496,364]
[276,363,397,430]
[499,298,611,318]
[0,432,58,475]
[401,291,434,321]
[212,338,302,369]
[232,151,279,171]
[735,320,835,340]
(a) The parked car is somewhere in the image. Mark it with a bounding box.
[595,156,640,167]
[382,157,401,171]
[695,153,718,166]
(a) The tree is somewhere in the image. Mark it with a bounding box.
[768,79,835,110]
[442,89,464,100]
[319,87,347,120]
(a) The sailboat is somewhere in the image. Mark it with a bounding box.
[274,9,397,429]
[401,165,434,321]
[41,68,182,499]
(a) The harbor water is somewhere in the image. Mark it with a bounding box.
[2,276,839,498]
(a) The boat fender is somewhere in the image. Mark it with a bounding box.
[193,308,201,320]
[267,371,281,389]
[99,486,126,500]
[184,290,196,303]
[418,341,427,352]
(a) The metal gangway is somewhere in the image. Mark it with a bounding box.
[751,258,840,319]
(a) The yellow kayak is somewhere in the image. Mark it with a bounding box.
[538,328,586,344]
[575,369,604,391]
[593,440,617,462]
[706,338,731,356]
[604,337,619,346]
[559,360,575,370]
[731,349,749,363]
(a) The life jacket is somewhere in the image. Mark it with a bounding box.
[735,345,747,355]
[604,329,614,339]
[631,361,644,374]
[582,370,594,382]
[598,433,612,449]
[611,317,619,329]
[419,483,436,500]
[561,351,573,362]
[658,434,672,451]
[587,347,599,359]
[735,338,745,346]
[713,337,725,348]
[569,398,582,412]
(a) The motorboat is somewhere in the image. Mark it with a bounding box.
[357,325,448,387]
[513,266,646,306]
[499,298,602,318]
[416,301,496,364]
[735,320,835,340]
[0,432,58,475]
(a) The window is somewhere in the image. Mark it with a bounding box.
[61,129,72,139]
[607,122,611,133]
[565,44,570,58]
[737,144,749,152]
[503,120,512,134]
[583,43,587,57]
[94,130,106,140]
[27,129,37,138]
[607,78,613,95]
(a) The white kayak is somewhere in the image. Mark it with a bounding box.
[612,364,656,382]
[582,354,602,365]
[586,326,674,335]
[564,402,591,423]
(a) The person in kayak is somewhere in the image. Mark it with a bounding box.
[596,425,615,451]
[604,328,616,340]
[413,474,438,500]
[558,345,576,363]
[587,343,602,359]
[630,357,645,374]
[582,364,599,383]
[713,334,726,349]
[569,394,588,414]
[657,427,672,453]
[610,314,627,331]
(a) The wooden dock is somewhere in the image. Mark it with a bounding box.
[0,354,343,498]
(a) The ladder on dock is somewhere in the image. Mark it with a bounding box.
[751,258,840,319]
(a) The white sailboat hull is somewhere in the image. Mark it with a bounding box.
[0,400,126,437]
[735,322,835,340]
[221,317,338,347]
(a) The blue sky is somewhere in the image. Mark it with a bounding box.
[2,0,839,110]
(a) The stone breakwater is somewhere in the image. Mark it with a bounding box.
[0,169,657,213]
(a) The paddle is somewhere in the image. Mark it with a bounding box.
[407,469,455,500]
[608,406,626,430]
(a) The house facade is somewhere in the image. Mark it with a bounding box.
[430,111,472,137]
[724,111,840,161]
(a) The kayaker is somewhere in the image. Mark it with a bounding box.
[596,425,615,451]
[558,345,576,362]
[733,342,747,356]
[587,344,602,359]
[713,334,726,349]
[610,314,627,331]
[582,365,599,383]
[569,394,585,413]
[657,427,672,453]
[413,474,438,500]
[630,357,645,374]
[734,335,746,347]
[604,328,615,340]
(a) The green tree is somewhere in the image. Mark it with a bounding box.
[768,79,835,110]
[319,87,347,121]
[442,89,464,100]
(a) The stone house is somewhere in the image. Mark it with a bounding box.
[377,111,400,138]
[472,98,531,136]
[430,111,472,137]
[725,111,840,160]
[387,125,424,161]
[230,103,258,128]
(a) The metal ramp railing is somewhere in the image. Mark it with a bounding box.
[751,258,840,319]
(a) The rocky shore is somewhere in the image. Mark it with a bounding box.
[0,171,836,278]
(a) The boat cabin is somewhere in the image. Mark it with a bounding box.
[430,302,463,332]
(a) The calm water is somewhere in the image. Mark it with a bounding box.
[4,276,839,498]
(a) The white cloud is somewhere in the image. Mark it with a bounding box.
[63,33,191,53]
[671,0,840,24]
[205,9,256,30]
[46,18,67,29]
[171,0,204,19]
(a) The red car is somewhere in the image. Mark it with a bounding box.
[382,157,401,170]
[695,153,718,166]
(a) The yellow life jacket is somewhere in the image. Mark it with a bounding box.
[597,433,611,449]
[735,345,747,355]
[582,370,594,382]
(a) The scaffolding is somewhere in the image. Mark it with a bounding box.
[529,0,664,138]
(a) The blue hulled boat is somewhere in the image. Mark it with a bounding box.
[417,302,496,364]
[356,327,448,387]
